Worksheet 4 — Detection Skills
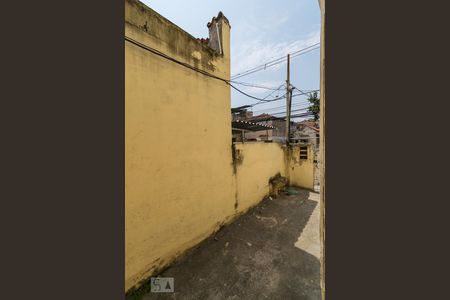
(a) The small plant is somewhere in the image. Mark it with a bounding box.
[307,92,320,121]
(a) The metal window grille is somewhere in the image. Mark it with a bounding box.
[300,146,308,160]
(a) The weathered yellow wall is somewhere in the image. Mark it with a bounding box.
[234,143,286,211]
[288,144,315,190]
[125,0,233,291]
[125,0,315,292]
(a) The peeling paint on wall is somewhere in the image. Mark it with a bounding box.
[125,0,314,292]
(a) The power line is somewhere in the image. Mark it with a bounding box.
[290,112,315,118]
[273,112,315,120]
[251,93,316,112]
[231,43,320,80]
[253,104,310,114]
[245,111,314,122]
[231,46,320,80]
[126,35,299,103]
[230,85,288,102]
[252,104,308,113]
[229,81,284,90]
[251,89,320,107]
[293,85,319,96]
[270,108,310,115]
[125,35,229,82]
[232,83,288,107]
[125,36,318,105]
[244,83,286,107]
[231,43,320,79]
[262,83,286,100]
[251,100,311,112]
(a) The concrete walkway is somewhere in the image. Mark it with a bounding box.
[295,190,320,259]
[140,187,321,300]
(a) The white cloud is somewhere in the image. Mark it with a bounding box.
[231,30,320,76]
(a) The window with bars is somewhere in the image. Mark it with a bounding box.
[300,146,308,160]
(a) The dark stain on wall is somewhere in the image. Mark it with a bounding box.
[231,144,243,175]
[269,173,288,197]
[126,0,223,73]
[231,144,242,209]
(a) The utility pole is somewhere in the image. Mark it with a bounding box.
[285,54,292,146]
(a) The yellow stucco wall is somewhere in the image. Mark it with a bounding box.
[233,143,286,211]
[125,0,233,291]
[288,144,315,190]
[125,0,315,292]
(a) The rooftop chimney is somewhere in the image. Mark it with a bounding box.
[207,12,230,56]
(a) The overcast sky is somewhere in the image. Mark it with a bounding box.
[140,0,321,119]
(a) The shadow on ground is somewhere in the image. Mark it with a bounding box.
[136,187,320,300]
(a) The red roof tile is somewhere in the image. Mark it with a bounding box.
[196,38,210,44]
